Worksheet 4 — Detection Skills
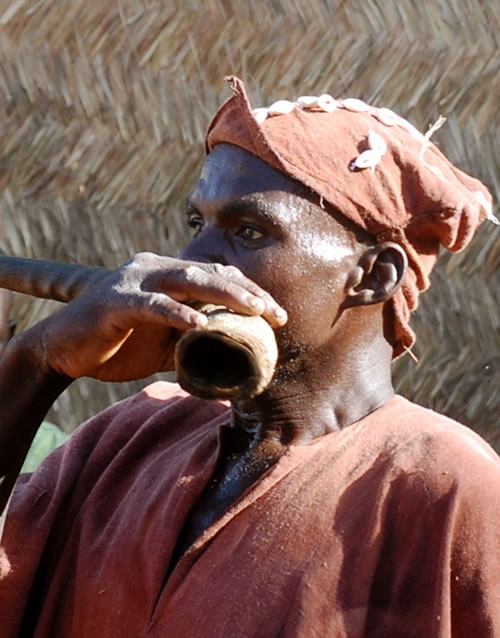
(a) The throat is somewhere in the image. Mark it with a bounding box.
[169,432,286,572]
[232,332,396,444]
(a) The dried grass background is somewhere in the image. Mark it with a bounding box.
[0,1,498,447]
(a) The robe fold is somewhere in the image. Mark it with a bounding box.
[1,382,499,637]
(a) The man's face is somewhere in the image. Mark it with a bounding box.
[181,144,364,358]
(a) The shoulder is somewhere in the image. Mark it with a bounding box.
[74,380,228,442]
[71,380,230,457]
[16,382,229,497]
[383,400,500,593]
[379,396,500,500]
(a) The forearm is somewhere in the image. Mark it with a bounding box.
[0,334,71,514]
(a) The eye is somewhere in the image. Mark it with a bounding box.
[187,214,204,237]
[236,225,264,242]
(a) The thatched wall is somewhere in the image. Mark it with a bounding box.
[0,1,498,447]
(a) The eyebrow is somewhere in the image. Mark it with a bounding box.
[185,197,281,226]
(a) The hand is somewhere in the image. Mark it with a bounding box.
[21,252,287,382]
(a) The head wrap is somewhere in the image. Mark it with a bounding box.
[206,76,495,357]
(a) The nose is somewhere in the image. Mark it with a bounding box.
[179,230,228,266]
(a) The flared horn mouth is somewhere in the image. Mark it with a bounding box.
[175,305,278,400]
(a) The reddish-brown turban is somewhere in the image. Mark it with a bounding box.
[206,76,495,357]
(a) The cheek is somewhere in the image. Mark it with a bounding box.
[284,266,345,345]
[242,246,348,345]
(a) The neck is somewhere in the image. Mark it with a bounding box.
[231,308,395,447]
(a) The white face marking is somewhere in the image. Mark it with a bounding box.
[308,237,353,263]
[270,200,355,265]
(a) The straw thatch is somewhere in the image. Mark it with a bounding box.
[0,1,498,447]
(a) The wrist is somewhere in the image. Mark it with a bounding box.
[4,329,73,392]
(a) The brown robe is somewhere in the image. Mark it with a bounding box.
[1,382,499,637]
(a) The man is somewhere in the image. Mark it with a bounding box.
[0,77,498,637]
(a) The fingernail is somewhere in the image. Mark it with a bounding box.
[274,307,288,322]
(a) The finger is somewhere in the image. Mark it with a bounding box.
[221,266,288,326]
[110,292,208,332]
[165,267,285,327]
[207,264,271,299]
[163,264,288,327]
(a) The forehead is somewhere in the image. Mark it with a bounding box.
[191,144,308,205]
[189,144,367,249]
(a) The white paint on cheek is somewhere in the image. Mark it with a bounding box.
[308,237,354,263]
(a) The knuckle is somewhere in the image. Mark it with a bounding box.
[150,292,173,308]
[122,252,158,276]
[205,262,225,276]
[182,264,203,283]
[225,265,242,277]
[118,290,141,308]
[145,291,161,306]
[212,263,226,275]
[132,251,155,266]
[142,293,177,319]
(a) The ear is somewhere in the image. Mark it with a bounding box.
[344,242,408,308]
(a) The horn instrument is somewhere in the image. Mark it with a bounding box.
[0,255,278,400]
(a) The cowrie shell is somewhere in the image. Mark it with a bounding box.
[375,107,401,126]
[341,98,371,112]
[351,149,383,170]
[368,130,387,154]
[317,94,337,112]
[267,100,296,115]
[297,95,319,108]
[252,108,269,124]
